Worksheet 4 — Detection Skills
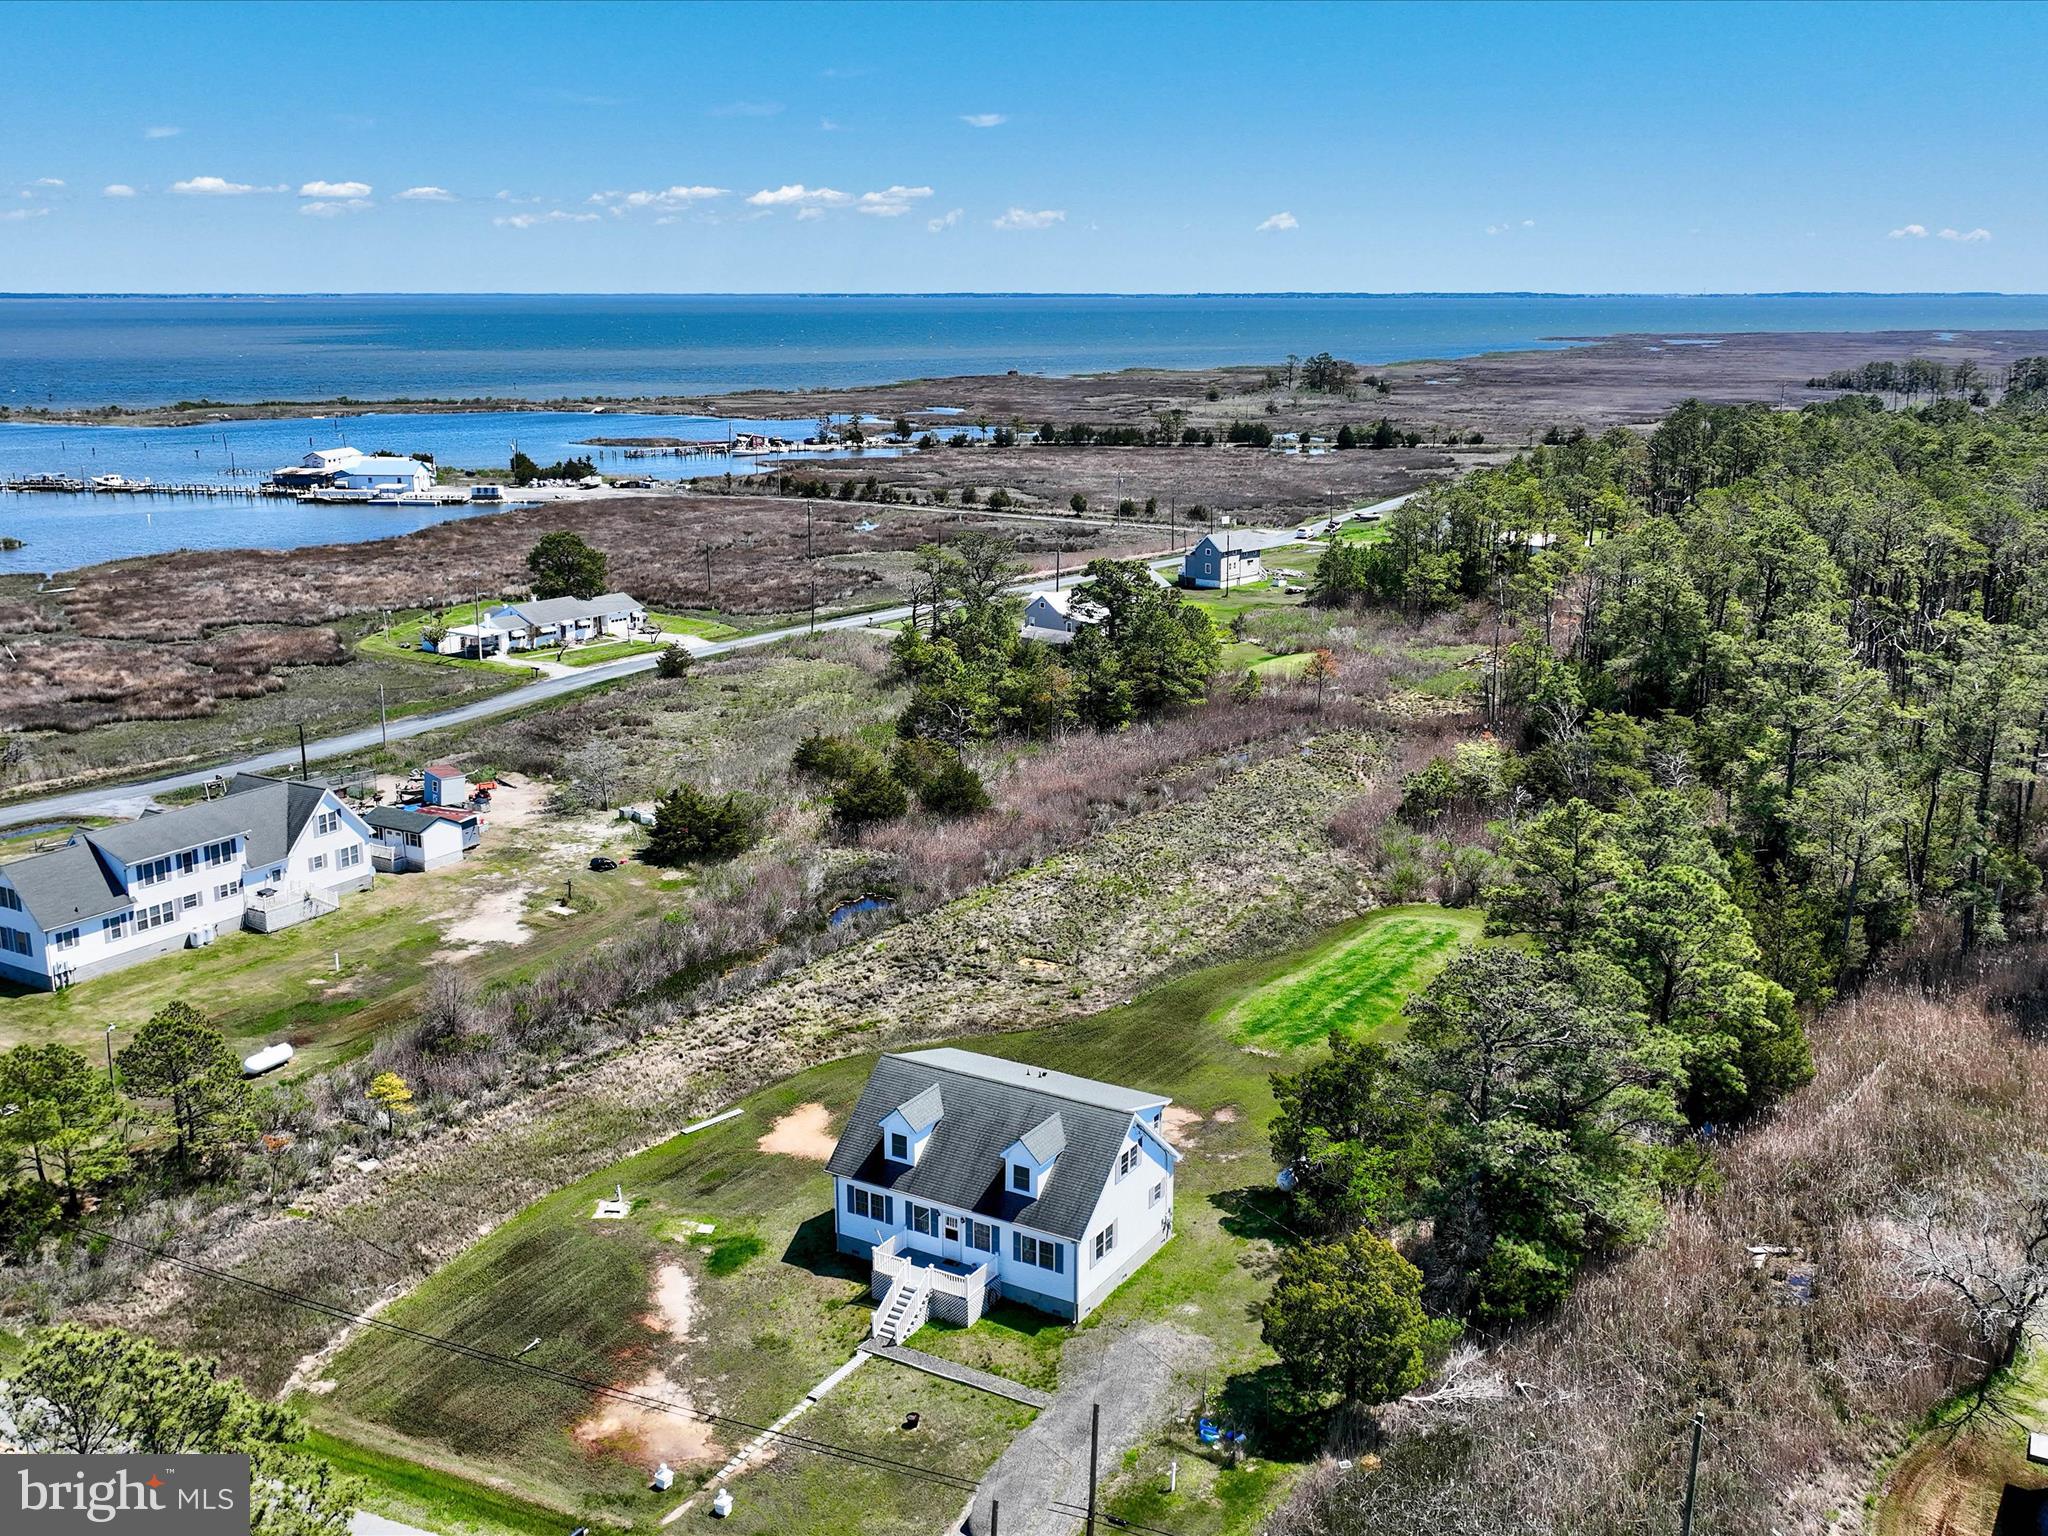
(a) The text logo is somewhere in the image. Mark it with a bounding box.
[8,1456,250,1536]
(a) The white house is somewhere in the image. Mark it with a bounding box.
[0,774,374,990]
[1018,590,1108,646]
[303,447,366,473]
[1181,534,1264,590]
[827,1048,1179,1336]
[364,806,477,872]
[483,593,647,652]
[332,456,434,494]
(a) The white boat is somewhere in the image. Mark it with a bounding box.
[92,474,151,492]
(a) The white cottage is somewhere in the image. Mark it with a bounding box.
[1181,534,1264,590]
[1018,590,1108,645]
[332,456,434,494]
[827,1048,1178,1337]
[0,774,374,990]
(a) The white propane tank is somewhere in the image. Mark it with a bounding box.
[711,1489,734,1519]
[241,1042,295,1077]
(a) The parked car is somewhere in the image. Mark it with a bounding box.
[588,855,620,872]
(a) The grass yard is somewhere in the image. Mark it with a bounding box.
[1876,1352,2048,1536]
[557,639,666,668]
[311,903,1475,1536]
[354,611,534,678]
[0,801,666,1071]
[1223,904,1486,1050]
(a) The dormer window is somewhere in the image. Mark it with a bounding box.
[881,1083,943,1166]
[1012,1164,1030,1191]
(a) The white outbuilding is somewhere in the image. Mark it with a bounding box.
[332,456,434,494]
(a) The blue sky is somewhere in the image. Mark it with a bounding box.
[1,0,2039,294]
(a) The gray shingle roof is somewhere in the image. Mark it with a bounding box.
[826,1049,1167,1241]
[498,592,643,629]
[0,772,334,931]
[0,841,126,929]
[364,807,440,834]
[895,1083,945,1132]
[1016,1112,1067,1163]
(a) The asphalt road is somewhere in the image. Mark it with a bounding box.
[0,495,1407,830]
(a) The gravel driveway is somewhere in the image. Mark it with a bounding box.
[964,1322,1212,1536]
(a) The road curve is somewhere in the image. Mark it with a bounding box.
[0,494,1409,830]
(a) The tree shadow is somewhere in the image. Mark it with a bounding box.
[1209,1361,1329,1461]
[781,1209,868,1283]
[1211,1184,1302,1247]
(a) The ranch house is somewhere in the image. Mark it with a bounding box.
[827,1048,1178,1339]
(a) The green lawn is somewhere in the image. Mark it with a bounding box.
[647,610,741,642]
[355,611,534,679]
[1223,904,1485,1049]
[558,639,666,668]
[313,904,1476,1536]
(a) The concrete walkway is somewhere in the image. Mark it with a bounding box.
[659,1350,871,1525]
[857,1339,1054,1409]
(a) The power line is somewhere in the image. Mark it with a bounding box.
[83,1228,1196,1535]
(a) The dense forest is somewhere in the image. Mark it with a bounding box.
[1274,382,2048,1531]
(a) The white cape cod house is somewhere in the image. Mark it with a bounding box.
[1180,534,1264,590]
[827,1049,1179,1341]
[0,773,374,990]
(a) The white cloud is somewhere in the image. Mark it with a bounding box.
[747,183,852,208]
[102,183,137,198]
[1939,226,1992,242]
[171,175,285,196]
[31,178,64,189]
[855,185,934,217]
[1,207,50,222]
[1887,223,1928,239]
[300,198,373,217]
[494,210,600,229]
[709,100,783,118]
[993,207,1064,230]
[1256,211,1298,232]
[300,180,372,198]
[1485,218,1538,236]
[397,186,455,202]
[494,189,544,205]
[591,185,728,213]
[143,125,182,139]
[796,207,824,222]
[928,207,963,232]
[820,117,843,132]
[961,113,1007,128]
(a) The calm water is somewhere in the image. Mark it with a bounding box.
[6,293,2048,411]
[0,409,887,575]
[6,292,2048,574]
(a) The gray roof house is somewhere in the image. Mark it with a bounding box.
[827,1048,1179,1332]
[0,773,374,990]
[486,592,646,651]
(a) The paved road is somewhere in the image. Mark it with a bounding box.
[0,494,1410,831]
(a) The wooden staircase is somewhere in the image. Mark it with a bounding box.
[872,1269,932,1345]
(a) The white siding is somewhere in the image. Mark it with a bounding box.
[1074,1119,1177,1315]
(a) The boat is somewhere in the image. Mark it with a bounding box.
[392,490,441,506]
[469,485,505,502]
[6,474,85,492]
[90,474,153,492]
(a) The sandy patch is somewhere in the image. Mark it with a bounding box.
[437,885,535,949]
[1160,1106,1204,1150]
[1211,1105,1240,1124]
[757,1102,836,1160]
[480,776,545,829]
[572,1265,719,1468]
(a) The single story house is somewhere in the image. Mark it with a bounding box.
[267,446,366,490]
[828,1048,1179,1335]
[1019,590,1108,646]
[364,806,477,872]
[0,774,375,990]
[1181,535,1264,590]
[423,621,510,659]
[485,593,647,652]
[332,456,433,494]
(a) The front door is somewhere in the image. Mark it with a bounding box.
[942,1215,963,1264]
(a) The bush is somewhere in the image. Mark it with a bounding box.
[792,732,870,781]
[919,757,991,817]
[644,783,763,866]
[831,759,909,831]
[655,645,693,680]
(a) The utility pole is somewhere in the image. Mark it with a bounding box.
[1678,1412,1705,1536]
[103,1023,118,1092]
[297,723,309,780]
[377,684,389,749]
[1086,1402,1100,1536]
[987,1499,998,1536]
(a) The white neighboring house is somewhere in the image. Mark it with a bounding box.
[1181,534,1264,590]
[828,1048,1178,1334]
[0,774,374,991]
[1018,590,1108,646]
[482,593,647,652]
[332,456,434,494]
[364,807,477,872]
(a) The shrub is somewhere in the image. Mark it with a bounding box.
[831,759,909,831]
[654,645,694,680]
[644,783,763,866]
[792,732,870,781]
